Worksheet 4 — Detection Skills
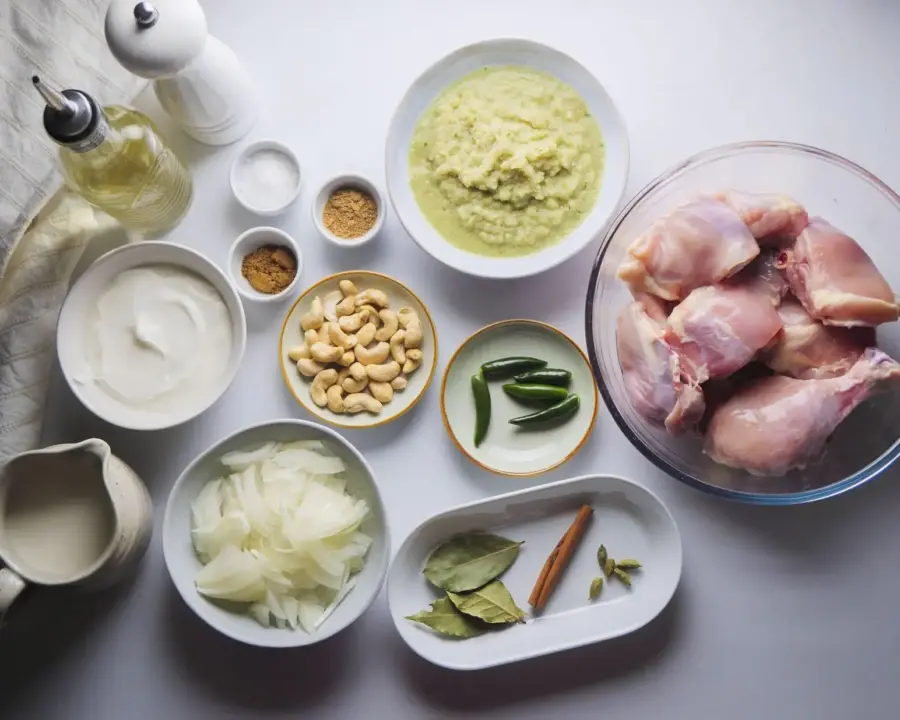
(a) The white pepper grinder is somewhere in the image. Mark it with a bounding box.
[105,0,256,146]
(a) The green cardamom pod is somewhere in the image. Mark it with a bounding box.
[617,559,642,570]
[603,557,615,577]
[597,544,608,568]
[613,568,632,587]
[589,577,603,600]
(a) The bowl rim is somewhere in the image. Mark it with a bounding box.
[161,418,391,648]
[278,269,439,429]
[585,139,900,505]
[439,318,599,477]
[56,241,247,431]
[227,226,303,303]
[384,36,630,280]
[229,138,302,216]
[311,173,386,248]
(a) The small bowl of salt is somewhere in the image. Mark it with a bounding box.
[230,140,302,216]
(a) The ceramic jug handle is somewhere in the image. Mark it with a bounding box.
[0,567,26,614]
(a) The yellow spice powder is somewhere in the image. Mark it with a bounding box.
[241,244,297,294]
[323,188,378,239]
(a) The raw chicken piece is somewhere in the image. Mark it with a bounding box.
[762,299,875,379]
[617,295,705,434]
[716,190,808,242]
[728,248,790,306]
[665,284,783,382]
[698,363,773,435]
[778,217,900,327]
[617,197,760,301]
[704,348,900,475]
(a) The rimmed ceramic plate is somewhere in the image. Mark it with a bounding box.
[441,320,598,476]
[388,473,683,670]
[279,271,438,429]
[385,38,629,279]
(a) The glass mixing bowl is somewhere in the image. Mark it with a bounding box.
[586,141,900,504]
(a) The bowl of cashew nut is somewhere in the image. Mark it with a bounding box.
[279,271,438,428]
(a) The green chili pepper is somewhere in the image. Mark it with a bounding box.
[471,370,491,447]
[509,394,580,428]
[480,357,547,381]
[512,368,572,387]
[502,383,569,403]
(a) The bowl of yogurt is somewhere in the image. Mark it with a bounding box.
[57,242,247,430]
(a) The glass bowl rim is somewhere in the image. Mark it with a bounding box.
[584,140,900,505]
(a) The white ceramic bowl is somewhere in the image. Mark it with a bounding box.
[385,38,630,280]
[311,174,386,248]
[57,242,247,431]
[279,271,438,429]
[230,139,302,216]
[162,419,390,648]
[227,226,303,303]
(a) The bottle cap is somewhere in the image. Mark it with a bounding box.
[32,76,101,147]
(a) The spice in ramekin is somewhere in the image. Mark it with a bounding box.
[322,188,378,239]
[241,244,297,294]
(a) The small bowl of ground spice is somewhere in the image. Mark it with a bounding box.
[228,226,302,303]
[312,174,385,248]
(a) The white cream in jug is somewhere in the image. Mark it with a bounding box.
[79,265,233,414]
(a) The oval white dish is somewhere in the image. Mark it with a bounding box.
[388,473,682,670]
[385,38,629,280]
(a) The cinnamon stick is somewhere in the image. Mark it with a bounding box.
[529,504,594,611]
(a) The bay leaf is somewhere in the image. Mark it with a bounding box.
[423,533,523,592]
[447,580,525,624]
[405,597,487,639]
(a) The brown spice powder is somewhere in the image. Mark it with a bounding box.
[241,244,297,294]
[322,188,378,239]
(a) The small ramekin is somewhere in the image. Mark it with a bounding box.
[311,173,386,248]
[230,139,302,216]
[228,227,303,303]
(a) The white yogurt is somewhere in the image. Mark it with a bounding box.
[77,265,233,415]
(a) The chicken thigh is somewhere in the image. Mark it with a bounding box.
[704,348,900,475]
[717,190,808,242]
[778,217,900,326]
[665,284,783,382]
[762,299,875,379]
[617,295,705,434]
[617,197,759,301]
[729,248,790,306]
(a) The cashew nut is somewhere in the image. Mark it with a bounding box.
[403,348,423,374]
[287,344,310,361]
[355,289,389,308]
[342,376,368,393]
[338,350,355,367]
[389,330,406,365]
[329,322,357,350]
[338,313,364,333]
[344,393,383,414]
[349,362,367,382]
[369,381,394,404]
[390,375,408,391]
[310,369,338,407]
[356,322,377,348]
[397,307,420,329]
[338,367,352,384]
[403,321,422,349]
[323,291,343,323]
[310,342,344,364]
[375,309,399,342]
[357,305,381,327]
[304,329,320,348]
[300,296,325,331]
[354,341,390,365]
[336,295,356,317]
[366,360,401,383]
[326,384,345,413]
[297,358,325,377]
[339,279,358,297]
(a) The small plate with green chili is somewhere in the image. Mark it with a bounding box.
[440,319,598,476]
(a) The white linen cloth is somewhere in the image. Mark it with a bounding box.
[0,0,145,464]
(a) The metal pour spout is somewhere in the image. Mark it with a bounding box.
[32,75,76,116]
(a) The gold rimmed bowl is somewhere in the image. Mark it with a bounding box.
[279,271,438,429]
[440,319,598,476]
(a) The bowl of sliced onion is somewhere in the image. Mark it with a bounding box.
[162,419,389,647]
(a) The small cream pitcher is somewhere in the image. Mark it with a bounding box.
[0,439,153,616]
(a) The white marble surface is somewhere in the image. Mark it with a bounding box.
[4,0,900,717]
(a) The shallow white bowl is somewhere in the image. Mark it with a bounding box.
[57,241,246,431]
[311,174,386,248]
[227,226,303,303]
[163,419,390,648]
[230,139,302,216]
[385,38,630,279]
[279,270,438,429]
